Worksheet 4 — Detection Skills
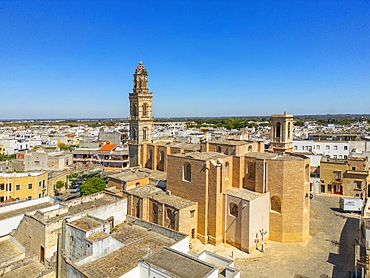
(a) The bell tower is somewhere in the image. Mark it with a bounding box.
[128,61,153,167]
[270,112,293,152]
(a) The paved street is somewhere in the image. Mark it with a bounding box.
[191,194,360,278]
[234,194,359,278]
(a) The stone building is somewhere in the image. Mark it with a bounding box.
[126,62,310,251]
[320,156,370,197]
[124,185,198,238]
[0,192,126,277]
[13,192,126,265]
[107,168,166,191]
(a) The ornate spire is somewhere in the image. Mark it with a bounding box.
[133,61,148,93]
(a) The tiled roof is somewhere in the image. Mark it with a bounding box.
[99,144,118,151]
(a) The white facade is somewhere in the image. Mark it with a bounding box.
[293,140,350,159]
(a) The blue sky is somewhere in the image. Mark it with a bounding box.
[0,1,369,119]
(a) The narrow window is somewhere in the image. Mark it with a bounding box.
[225,162,230,179]
[183,162,191,182]
[142,103,148,117]
[143,128,148,141]
[248,162,255,179]
[276,122,281,138]
[160,151,165,163]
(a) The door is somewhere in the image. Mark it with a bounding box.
[334,184,342,195]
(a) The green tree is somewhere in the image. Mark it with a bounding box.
[0,154,16,161]
[59,143,73,151]
[56,180,65,190]
[80,177,106,196]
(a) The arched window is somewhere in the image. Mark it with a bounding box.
[143,128,148,141]
[288,122,291,138]
[271,196,281,213]
[183,162,191,182]
[160,151,165,163]
[276,122,281,138]
[217,146,221,153]
[148,150,152,161]
[142,103,148,117]
[229,202,238,217]
[248,145,252,152]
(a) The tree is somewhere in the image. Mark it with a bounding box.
[56,180,65,190]
[80,177,106,196]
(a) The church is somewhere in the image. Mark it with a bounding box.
[119,61,310,253]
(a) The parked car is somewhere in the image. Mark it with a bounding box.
[71,185,80,193]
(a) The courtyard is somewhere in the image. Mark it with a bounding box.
[191,194,360,278]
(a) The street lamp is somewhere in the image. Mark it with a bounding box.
[260,229,267,253]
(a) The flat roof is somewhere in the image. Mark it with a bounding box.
[109,169,167,182]
[68,216,106,232]
[0,172,46,178]
[33,194,119,224]
[207,140,251,146]
[2,260,50,278]
[245,152,307,161]
[0,201,55,221]
[225,188,263,201]
[0,238,24,264]
[170,151,228,161]
[154,141,200,152]
[126,185,196,209]
[144,247,217,278]
[80,222,177,277]
[87,231,109,242]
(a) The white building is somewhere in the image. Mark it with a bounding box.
[293,140,350,159]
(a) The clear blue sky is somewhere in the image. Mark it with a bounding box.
[0,1,369,119]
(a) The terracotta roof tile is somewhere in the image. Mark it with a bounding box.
[99,144,117,151]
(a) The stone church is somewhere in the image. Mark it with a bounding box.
[124,62,310,253]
